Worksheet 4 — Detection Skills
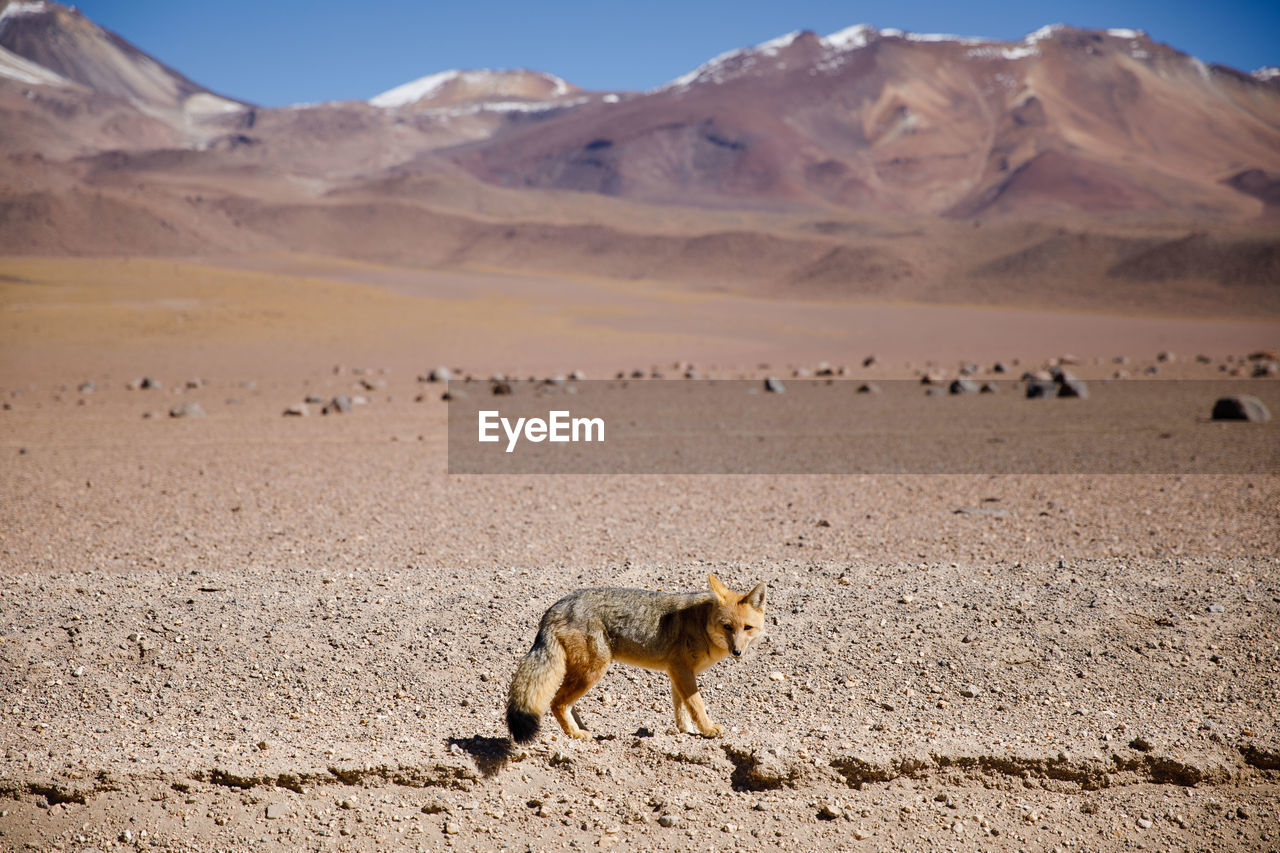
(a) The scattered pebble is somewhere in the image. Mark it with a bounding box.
[1057,378,1089,399]
[322,395,352,415]
[1025,379,1056,399]
[1211,395,1271,423]
[168,402,205,418]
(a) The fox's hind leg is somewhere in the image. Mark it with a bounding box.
[550,633,609,740]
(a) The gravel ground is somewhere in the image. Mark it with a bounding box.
[1,359,1277,852]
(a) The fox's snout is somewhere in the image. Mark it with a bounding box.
[732,648,743,657]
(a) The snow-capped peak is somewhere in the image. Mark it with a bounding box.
[654,22,1207,94]
[886,29,988,45]
[756,30,804,54]
[657,24,1034,92]
[660,44,757,91]
[0,0,50,30]
[370,70,461,108]
[1024,24,1067,44]
[1253,66,1280,82]
[660,25,866,91]
[822,24,878,51]
[0,1,50,20]
[369,68,572,109]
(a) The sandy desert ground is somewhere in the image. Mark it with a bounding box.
[1,256,1278,852]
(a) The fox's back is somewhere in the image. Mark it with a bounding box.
[540,587,716,664]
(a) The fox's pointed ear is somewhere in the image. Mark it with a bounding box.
[708,573,732,602]
[741,582,767,611]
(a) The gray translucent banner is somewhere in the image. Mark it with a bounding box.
[446,379,1277,474]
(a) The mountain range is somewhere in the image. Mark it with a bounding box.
[2,0,1277,313]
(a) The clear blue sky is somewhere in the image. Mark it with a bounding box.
[74,0,1279,107]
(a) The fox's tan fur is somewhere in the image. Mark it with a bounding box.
[506,574,767,742]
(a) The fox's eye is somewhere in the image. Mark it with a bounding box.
[744,626,755,632]
[722,623,733,631]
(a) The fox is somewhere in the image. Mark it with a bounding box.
[506,574,767,743]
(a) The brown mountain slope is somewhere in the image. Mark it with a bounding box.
[0,0,242,113]
[443,25,1280,219]
[0,0,249,150]
[0,7,1277,316]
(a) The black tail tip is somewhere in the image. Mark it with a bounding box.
[507,708,540,744]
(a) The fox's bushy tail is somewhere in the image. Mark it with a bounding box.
[506,627,564,743]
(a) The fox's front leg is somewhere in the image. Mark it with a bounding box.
[668,666,724,738]
[669,682,693,733]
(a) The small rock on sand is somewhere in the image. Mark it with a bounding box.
[1025,379,1056,399]
[322,396,352,415]
[1212,396,1270,422]
[1057,379,1089,399]
[169,402,205,418]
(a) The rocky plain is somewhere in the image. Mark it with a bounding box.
[3,5,1280,850]
[1,260,1277,852]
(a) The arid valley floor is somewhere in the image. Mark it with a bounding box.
[1,255,1278,852]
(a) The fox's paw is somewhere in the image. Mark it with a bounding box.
[698,724,725,738]
[566,729,591,740]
